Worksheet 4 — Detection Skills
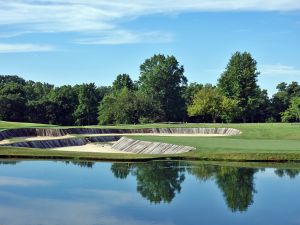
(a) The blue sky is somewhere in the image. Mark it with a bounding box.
[0,1,300,95]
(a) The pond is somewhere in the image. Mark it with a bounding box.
[0,160,300,225]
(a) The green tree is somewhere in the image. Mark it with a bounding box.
[187,87,238,123]
[139,54,187,122]
[271,82,300,121]
[98,88,138,125]
[48,85,78,125]
[112,74,135,91]
[73,83,99,125]
[218,51,261,122]
[0,75,25,85]
[113,88,140,124]
[135,90,163,123]
[0,82,26,122]
[98,88,162,125]
[26,99,57,124]
[183,82,204,106]
[24,81,54,101]
[281,97,300,122]
[98,94,117,125]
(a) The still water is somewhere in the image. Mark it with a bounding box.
[0,160,300,225]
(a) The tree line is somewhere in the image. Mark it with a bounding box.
[0,51,299,125]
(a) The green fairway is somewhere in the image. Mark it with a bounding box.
[128,136,300,152]
[1,121,300,162]
[0,121,56,130]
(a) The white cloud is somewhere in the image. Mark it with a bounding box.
[75,30,174,45]
[0,0,299,46]
[0,43,55,53]
[260,64,300,76]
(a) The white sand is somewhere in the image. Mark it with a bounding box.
[50,143,129,154]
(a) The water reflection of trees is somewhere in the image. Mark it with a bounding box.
[111,163,131,179]
[64,160,95,168]
[215,167,257,212]
[110,161,259,212]
[274,169,300,178]
[111,161,185,204]
[0,160,20,165]
[188,163,257,212]
[64,160,300,212]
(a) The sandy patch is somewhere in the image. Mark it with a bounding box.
[0,140,11,144]
[50,143,130,154]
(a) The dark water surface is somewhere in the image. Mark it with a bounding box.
[0,160,300,225]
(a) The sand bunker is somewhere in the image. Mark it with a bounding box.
[51,143,129,154]
[0,133,226,145]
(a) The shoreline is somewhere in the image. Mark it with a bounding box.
[1,145,300,163]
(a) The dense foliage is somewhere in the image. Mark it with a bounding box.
[0,52,299,125]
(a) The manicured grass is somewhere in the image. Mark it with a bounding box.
[128,136,300,152]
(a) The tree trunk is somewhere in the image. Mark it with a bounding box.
[213,116,216,123]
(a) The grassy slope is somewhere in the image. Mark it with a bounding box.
[1,121,300,162]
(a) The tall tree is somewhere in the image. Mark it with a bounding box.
[73,83,99,125]
[139,54,187,122]
[112,74,135,91]
[0,75,25,86]
[218,52,261,122]
[48,85,78,125]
